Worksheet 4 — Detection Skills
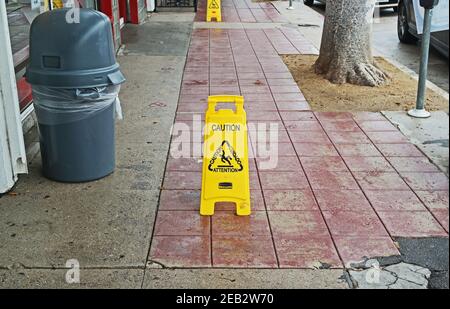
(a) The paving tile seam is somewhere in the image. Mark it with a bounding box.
[0,265,147,270]
[260,27,295,55]
[351,117,449,235]
[248,5,268,22]
[384,127,448,172]
[271,28,304,55]
[140,31,194,287]
[207,29,214,268]
[157,209,355,212]
[277,114,346,269]
[150,266,345,270]
[151,30,212,269]
[240,28,345,269]
[264,28,307,55]
[312,114,400,243]
[228,28,281,269]
[238,26,310,268]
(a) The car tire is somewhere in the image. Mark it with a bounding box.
[398,2,418,44]
[303,0,314,6]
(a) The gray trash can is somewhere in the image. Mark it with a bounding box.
[26,8,125,182]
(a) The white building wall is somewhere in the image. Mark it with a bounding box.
[0,0,28,193]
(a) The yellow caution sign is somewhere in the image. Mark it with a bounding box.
[52,0,64,9]
[200,96,251,216]
[206,0,222,22]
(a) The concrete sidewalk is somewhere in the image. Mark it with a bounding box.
[0,15,192,288]
[0,1,448,289]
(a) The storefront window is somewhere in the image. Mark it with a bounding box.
[6,0,100,113]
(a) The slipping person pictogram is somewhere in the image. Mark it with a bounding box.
[208,141,243,173]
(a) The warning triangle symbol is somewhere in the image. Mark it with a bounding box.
[209,0,220,9]
[208,141,243,173]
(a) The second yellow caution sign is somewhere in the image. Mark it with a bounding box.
[200,96,251,216]
[206,0,222,22]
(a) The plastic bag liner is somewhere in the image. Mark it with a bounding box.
[32,85,123,125]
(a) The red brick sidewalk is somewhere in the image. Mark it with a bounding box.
[195,0,288,23]
[149,28,449,269]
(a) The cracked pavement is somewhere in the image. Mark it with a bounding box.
[349,262,431,289]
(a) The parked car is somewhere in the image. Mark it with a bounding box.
[303,0,399,12]
[397,0,449,58]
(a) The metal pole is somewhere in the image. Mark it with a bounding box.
[408,8,433,118]
[288,0,294,10]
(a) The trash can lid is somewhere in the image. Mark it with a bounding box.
[26,9,125,88]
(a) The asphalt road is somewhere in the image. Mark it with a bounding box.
[309,3,449,93]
